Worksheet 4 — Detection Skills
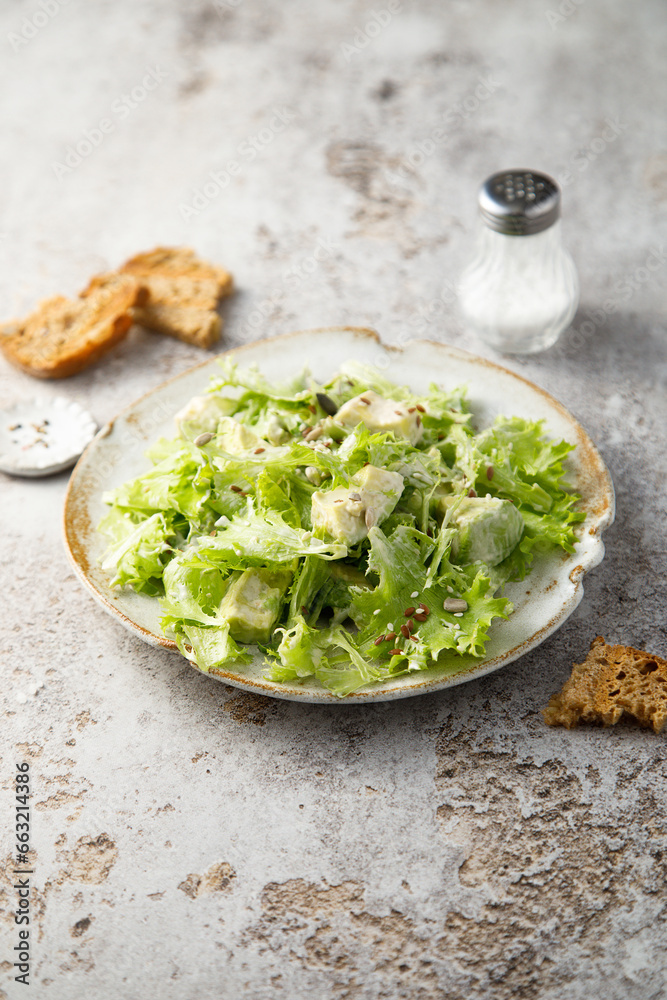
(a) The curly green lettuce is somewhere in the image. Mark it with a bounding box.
[98,361,585,695]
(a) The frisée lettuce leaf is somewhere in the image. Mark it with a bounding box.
[98,361,585,695]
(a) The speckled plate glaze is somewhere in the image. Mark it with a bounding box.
[0,397,97,477]
[63,328,615,703]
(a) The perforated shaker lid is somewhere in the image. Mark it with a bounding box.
[478,170,561,235]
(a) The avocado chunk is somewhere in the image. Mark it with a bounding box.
[216,416,261,454]
[336,390,423,444]
[175,394,235,437]
[446,496,524,567]
[311,464,404,545]
[219,568,292,644]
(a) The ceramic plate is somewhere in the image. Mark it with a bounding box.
[63,328,614,703]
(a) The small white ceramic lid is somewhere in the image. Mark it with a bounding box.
[0,397,97,477]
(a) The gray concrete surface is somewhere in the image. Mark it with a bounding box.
[1,1,666,997]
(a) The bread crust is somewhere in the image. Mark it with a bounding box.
[543,636,667,733]
[0,274,140,379]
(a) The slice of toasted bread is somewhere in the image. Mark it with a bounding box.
[120,246,233,348]
[0,273,140,379]
[130,303,221,348]
[543,636,667,733]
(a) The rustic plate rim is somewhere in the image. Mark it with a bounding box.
[63,327,615,703]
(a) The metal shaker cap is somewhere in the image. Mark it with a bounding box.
[478,170,560,235]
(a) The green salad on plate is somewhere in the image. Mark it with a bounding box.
[98,360,584,696]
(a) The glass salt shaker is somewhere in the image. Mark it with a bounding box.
[458,170,579,354]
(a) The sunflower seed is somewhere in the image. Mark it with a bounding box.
[194,432,214,447]
[444,598,468,613]
[305,466,322,485]
[365,507,378,529]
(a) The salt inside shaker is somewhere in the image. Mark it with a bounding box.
[458,170,579,354]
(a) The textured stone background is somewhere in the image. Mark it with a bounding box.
[1,1,666,998]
